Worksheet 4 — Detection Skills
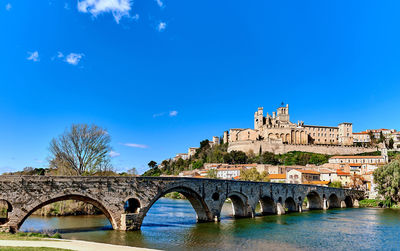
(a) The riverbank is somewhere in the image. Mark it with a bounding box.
[0,239,158,251]
[0,233,158,251]
[358,199,400,208]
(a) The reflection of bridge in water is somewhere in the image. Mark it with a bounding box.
[0,176,364,232]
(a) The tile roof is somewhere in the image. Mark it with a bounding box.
[331,156,383,159]
[296,170,320,174]
[268,174,286,179]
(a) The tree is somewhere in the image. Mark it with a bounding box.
[207,169,217,179]
[127,167,138,176]
[192,159,204,169]
[374,160,400,206]
[49,124,112,175]
[379,131,385,143]
[148,160,157,169]
[240,168,269,182]
[349,174,364,189]
[224,151,248,164]
[328,181,343,188]
[389,138,394,149]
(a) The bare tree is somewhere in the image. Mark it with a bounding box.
[49,124,112,175]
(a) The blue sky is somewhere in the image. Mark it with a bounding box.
[1,0,400,174]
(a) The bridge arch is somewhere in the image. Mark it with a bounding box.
[124,198,141,213]
[0,199,13,224]
[304,191,323,210]
[223,192,252,218]
[284,197,297,212]
[142,185,213,223]
[327,194,341,209]
[259,196,276,215]
[344,196,353,208]
[14,194,117,232]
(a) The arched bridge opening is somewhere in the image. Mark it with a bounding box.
[303,191,323,210]
[0,199,12,225]
[258,196,276,215]
[222,192,252,218]
[139,186,214,230]
[328,194,341,209]
[16,194,116,232]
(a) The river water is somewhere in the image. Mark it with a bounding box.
[21,198,400,250]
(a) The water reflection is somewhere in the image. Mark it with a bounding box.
[21,198,400,250]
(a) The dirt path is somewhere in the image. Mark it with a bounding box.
[0,239,159,251]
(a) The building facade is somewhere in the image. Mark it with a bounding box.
[225,104,354,146]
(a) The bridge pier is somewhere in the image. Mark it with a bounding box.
[120,213,143,231]
[276,203,285,215]
[341,201,347,208]
[323,198,328,210]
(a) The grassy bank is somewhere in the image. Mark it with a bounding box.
[359,199,400,208]
[0,247,70,251]
[0,232,61,241]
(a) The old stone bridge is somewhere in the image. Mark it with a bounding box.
[0,176,364,232]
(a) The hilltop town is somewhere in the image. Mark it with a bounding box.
[151,104,400,199]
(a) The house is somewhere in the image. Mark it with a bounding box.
[268,173,286,183]
[216,167,243,180]
[286,169,320,184]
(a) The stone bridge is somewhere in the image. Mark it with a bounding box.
[0,176,364,232]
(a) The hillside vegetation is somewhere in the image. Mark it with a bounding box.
[143,139,331,176]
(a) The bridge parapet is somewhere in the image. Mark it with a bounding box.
[0,176,364,232]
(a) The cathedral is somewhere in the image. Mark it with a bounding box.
[223,104,354,146]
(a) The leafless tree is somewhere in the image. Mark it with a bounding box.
[49,124,112,175]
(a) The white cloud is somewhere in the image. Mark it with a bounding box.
[109,150,120,157]
[157,21,166,32]
[5,3,11,11]
[169,110,178,117]
[132,13,139,21]
[65,53,84,65]
[64,3,70,10]
[27,51,39,62]
[57,52,64,58]
[153,112,165,118]
[78,0,132,24]
[122,143,148,149]
[155,0,163,8]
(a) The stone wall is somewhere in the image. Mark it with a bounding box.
[228,140,378,155]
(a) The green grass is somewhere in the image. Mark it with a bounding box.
[359,199,383,207]
[0,232,62,241]
[0,247,70,251]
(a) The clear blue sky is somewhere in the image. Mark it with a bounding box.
[1,0,400,174]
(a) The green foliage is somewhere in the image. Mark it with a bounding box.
[148,161,157,168]
[223,150,248,164]
[356,151,381,156]
[328,181,342,188]
[278,151,330,166]
[192,159,204,169]
[374,160,400,206]
[389,138,395,149]
[358,199,383,207]
[142,167,162,176]
[207,169,217,179]
[379,131,385,143]
[164,192,185,199]
[240,168,269,182]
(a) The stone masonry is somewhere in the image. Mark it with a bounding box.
[0,176,364,232]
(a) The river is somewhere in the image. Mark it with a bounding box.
[20,198,400,250]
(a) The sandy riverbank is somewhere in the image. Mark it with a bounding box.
[0,239,159,251]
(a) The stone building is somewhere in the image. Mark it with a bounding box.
[225,104,377,155]
[225,104,354,146]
